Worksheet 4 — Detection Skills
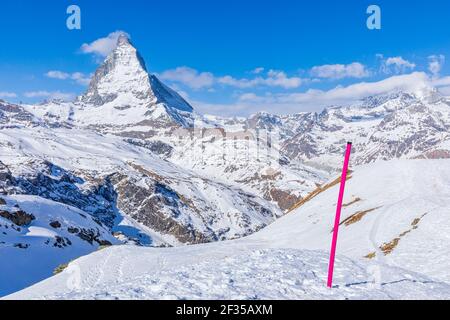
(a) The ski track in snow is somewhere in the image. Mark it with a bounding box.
[8,246,450,300]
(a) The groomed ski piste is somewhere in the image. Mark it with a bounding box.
[6,159,450,300]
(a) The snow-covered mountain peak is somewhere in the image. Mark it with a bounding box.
[74,34,194,127]
[79,34,151,107]
[117,33,133,46]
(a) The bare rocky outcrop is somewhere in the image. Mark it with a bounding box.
[265,188,301,212]
[8,161,117,228]
[111,173,215,244]
[0,161,15,194]
[0,209,35,227]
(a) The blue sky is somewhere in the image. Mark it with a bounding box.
[1,0,450,116]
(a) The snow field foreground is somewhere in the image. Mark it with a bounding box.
[6,243,450,300]
[7,159,450,300]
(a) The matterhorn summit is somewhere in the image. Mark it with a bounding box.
[76,34,194,127]
[80,34,153,106]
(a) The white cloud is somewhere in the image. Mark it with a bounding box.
[159,67,215,90]
[428,55,445,78]
[24,91,49,98]
[250,67,264,74]
[80,31,129,57]
[264,70,303,88]
[217,75,254,88]
[381,56,416,74]
[195,72,432,117]
[238,92,262,102]
[217,70,303,89]
[310,62,370,79]
[218,70,303,89]
[167,83,191,101]
[429,75,450,95]
[431,75,450,87]
[280,72,428,105]
[45,70,91,86]
[70,72,91,86]
[160,67,303,90]
[24,91,76,101]
[45,71,70,80]
[0,92,18,98]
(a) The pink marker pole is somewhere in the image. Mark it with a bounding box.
[327,142,352,288]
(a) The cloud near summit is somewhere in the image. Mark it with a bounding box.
[81,31,130,57]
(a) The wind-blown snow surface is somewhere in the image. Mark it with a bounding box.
[8,160,450,300]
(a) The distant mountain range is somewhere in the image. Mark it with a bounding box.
[1,34,450,297]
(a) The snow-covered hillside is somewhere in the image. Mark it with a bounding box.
[0,195,117,296]
[252,159,450,283]
[8,245,450,300]
[7,160,450,300]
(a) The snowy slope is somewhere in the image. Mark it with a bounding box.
[7,159,450,300]
[251,159,450,283]
[7,244,450,300]
[0,195,117,297]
